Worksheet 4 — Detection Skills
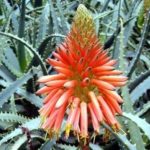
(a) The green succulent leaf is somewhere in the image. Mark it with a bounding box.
[130,76,150,102]
[56,144,77,150]
[0,32,47,75]
[0,68,36,107]
[2,48,22,77]
[39,140,55,150]
[36,3,49,46]
[16,88,43,108]
[0,112,29,123]
[0,117,40,145]
[123,112,150,140]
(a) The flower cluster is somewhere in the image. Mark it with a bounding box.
[36,4,127,142]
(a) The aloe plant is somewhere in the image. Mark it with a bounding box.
[0,0,150,149]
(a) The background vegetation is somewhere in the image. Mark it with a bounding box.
[0,0,150,149]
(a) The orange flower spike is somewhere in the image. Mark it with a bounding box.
[37,4,127,143]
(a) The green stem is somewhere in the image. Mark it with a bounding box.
[17,0,26,72]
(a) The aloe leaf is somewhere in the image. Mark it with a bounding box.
[11,11,19,35]
[10,94,17,113]
[129,70,150,92]
[136,101,150,117]
[0,37,8,65]
[104,16,136,50]
[94,10,115,20]
[2,48,22,77]
[0,117,40,145]
[16,88,42,108]
[0,73,42,108]
[39,140,55,150]
[130,76,150,102]
[0,68,36,107]
[89,143,103,150]
[0,32,47,75]
[56,0,69,34]
[0,65,14,82]
[118,16,145,150]
[123,0,143,46]
[122,86,145,150]
[140,55,150,69]
[112,0,143,59]
[48,0,61,44]
[123,112,150,140]
[0,112,29,123]
[116,133,136,150]
[36,3,49,46]
[0,79,8,87]
[127,11,150,78]
[112,0,122,59]
[56,144,77,150]
[1,0,11,19]
[100,0,112,12]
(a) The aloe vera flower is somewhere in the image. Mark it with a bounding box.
[36,4,127,142]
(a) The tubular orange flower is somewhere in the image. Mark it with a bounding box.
[37,4,127,142]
